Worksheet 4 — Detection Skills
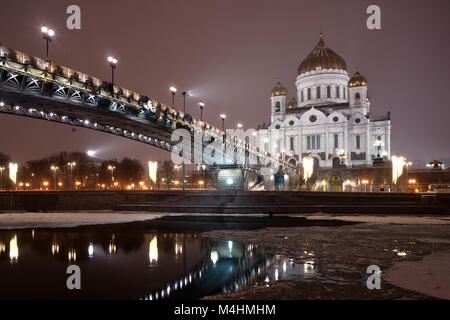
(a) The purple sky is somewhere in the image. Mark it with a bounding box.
[0,0,449,166]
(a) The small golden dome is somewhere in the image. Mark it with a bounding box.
[271,77,287,97]
[297,33,347,75]
[287,97,297,109]
[349,67,367,87]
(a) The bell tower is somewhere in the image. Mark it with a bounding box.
[271,77,287,123]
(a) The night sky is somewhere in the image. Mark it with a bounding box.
[0,0,449,166]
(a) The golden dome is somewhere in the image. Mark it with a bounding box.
[271,77,287,97]
[349,67,367,87]
[287,97,297,109]
[297,33,347,75]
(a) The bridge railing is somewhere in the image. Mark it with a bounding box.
[0,44,297,174]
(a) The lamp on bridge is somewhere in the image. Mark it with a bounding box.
[198,101,205,121]
[41,26,55,60]
[220,114,226,132]
[107,56,118,90]
[170,86,177,106]
[237,123,243,129]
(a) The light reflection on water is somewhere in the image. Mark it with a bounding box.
[0,229,315,300]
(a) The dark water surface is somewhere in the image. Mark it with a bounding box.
[0,229,315,299]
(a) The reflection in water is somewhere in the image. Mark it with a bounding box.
[88,243,94,258]
[9,235,18,262]
[0,229,316,300]
[149,236,158,264]
[51,243,60,255]
[68,249,76,262]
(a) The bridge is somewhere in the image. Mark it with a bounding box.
[0,44,297,190]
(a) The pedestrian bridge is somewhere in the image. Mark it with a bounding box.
[0,44,297,189]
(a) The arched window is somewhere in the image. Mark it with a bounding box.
[301,90,304,102]
[307,88,311,100]
[336,86,340,98]
[355,93,361,103]
[316,86,321,99]
[356,135,361,149]
[275,101,280,112]
[327,86,331,98]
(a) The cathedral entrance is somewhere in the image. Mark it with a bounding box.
[329,175,343,192]
[275,173,285,191]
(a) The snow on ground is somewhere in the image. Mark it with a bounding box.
[299,214,450,225]
[383,249,450,299]
[0,211,167,229]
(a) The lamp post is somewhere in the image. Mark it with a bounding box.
[170,86,177,106]
[220,114,226,132]
[108,165,115,182]
[107,56,118,89]
[220,114,226,165]
[198,101,205,121]
[181,91,190,192]
[0,166,4,190]
[68,162,76,190]
[50,166,59,190]
[41,26,54,60]
[198,102,206,189]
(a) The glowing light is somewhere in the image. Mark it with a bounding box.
[211,250,219,265]
[175,243,183,255]
[149,236,158,264]
[107,56,118,64]
[220,114,226,119]
[302,157,314,182]
[68,249,76,262]
[227,178,233,185]
[9,235,18,262]
[170,86,177,93]
[9,162,18,185]
[87,150,96,157]
[148,161,158,184]
[408,178,417,184]
[51,243,59,255]
[88,243,94,257]
[392,155,406,184]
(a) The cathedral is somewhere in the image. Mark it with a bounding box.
[256,33,391,169]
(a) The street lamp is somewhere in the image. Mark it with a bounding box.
[87,150,96,157]
[107,56,118,88]
[68,162,76,190]
[50,166,59,190]
[41,26,55,59]
[220,114,227,165]
[237,123,243,129]
[220,114,226,132]
[108,165,116,182]
[198,101,205,121]
[170,86,177,106]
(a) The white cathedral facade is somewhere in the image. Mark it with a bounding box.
[256,33,391,168]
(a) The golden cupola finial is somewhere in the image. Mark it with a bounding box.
[271,76,287,97]
[349,67,367,87]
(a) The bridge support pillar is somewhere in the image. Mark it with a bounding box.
[217,165,244,191]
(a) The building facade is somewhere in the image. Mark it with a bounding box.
[256,33,391,168]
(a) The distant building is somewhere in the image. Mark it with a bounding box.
[256,33,391,168]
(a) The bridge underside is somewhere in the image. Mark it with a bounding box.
[0,89,174,150]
